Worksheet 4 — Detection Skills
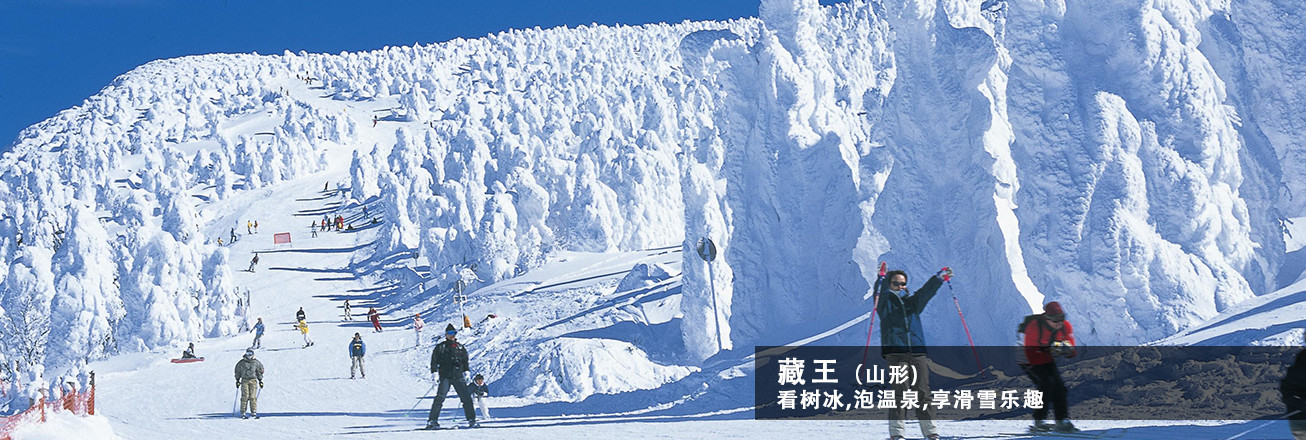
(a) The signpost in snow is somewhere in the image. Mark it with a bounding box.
[697,237,723,353]
[454,279,470,328]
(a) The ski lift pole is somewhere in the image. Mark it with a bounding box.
[942,267,983,375]
[697,237,723,354]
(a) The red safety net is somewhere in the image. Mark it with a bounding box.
[0,383,96,440]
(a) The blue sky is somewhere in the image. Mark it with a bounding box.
[0,0,841,150]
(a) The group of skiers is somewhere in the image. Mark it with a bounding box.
[872,266,1077,439]
[319,215,347,233]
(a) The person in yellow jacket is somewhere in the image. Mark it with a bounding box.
[295,319,314,348]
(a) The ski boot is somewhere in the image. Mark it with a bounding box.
[1054,420,1080,434]
[252,412,259,419]
[241,412,249,419]
[467,420,481,428]
[1031,421,1054,432]
[423,420,440,430]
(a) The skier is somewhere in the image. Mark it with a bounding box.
[311,222,318,238]
[343,300,353,321]
[247,220,252,234]
[425,324,478,429]
[253,220,259,233]
[248,253,259,272]
[217,237,223,246]
[470,373,491,420]
[181,343,197,359]
[234,349,264,419]
[373,115,378,127]
[1283,334,1306,440]
[321,217,328,231]
[230,228,237,243]
[1018,301,1078,434]
[413,313,425,347]
[368,307,383,332]
[349,333,367,379]
[294,319,314,348]
[296,307,307,323]
[324,182,329,192]
[877,267,950,440]
[251,318,265,349]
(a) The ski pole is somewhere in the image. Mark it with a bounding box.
[1224,409,1301,440]
[406,381,440,417]
[233,386,239,416]
[942,267,984,375]
[860,262,887,376]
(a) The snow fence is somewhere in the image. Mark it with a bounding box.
[0,373,95,440]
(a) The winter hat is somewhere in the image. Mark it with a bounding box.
[474,373,484,381]
[1044,301,1065,317]
[445,323,457,335]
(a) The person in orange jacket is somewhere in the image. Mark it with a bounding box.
[1018,301,1077,433]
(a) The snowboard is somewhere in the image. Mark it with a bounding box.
[171,357,205,363]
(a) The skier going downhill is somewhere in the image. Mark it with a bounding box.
[425,324,478,429]
[413,313,425,347]
[251,318,264,349]
[1018,301,1078,434]
[368,307,382,332]
[234,349,264,419]
[349,333,366,379]
[295,319,314,348]
[877,267,950,440]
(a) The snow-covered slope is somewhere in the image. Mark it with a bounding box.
[3,0,1306,417]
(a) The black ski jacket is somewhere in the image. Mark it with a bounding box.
[430,340,470,379]
[1284,349,1306,410]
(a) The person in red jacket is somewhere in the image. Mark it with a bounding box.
[1018,301,1077,434]
[368,307,383,332]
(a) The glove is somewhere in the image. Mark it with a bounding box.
[938,266,953,281]
[259,381,264,388]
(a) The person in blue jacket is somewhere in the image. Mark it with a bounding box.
[877,267,951,440]
[349,333,366,379]
[251,318,265,349]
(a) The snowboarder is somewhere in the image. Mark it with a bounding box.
[294,319,314,348]
[217,237,223,246]
[373,115,378,127]
[1018,301,1078,434]
[470,373,491,420]
[230,228,237,243]
[248,253,259,272]
[251,318,265,349]
[1283,334,1306,440]
[349,333,366,379]
[368,307,382,332]
[877,267,950,440]
[324,182,329,192]
[413,313,425,347]
[425,324,478,429]
[181,343,197,359]
[296,307,306,323]
[234,349,264,419]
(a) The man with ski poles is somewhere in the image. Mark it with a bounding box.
[877,266,951,440]
[234,349,264,419]
[425,324,479,429]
